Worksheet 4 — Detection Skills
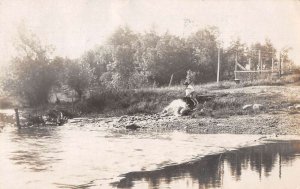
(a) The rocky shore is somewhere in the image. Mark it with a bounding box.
[67,110,300,135]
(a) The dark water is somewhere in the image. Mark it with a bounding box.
[114,140,300,189]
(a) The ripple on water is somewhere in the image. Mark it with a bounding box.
[0,124,299,189]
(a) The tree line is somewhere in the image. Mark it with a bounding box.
[0,26,295,106]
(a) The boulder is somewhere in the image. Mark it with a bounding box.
[125,123,141,130]
[253,104,264,111]
[162,99,189,116]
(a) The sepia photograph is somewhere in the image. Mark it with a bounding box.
[1,0,300,188]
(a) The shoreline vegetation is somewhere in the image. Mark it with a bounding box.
[2,74,300,135]
[0,26,299,134]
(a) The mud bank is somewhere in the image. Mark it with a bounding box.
[67,111,300,135]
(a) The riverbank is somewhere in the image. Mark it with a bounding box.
[2,81,300,135]
[67,111,300,135]
[62,84,300,135]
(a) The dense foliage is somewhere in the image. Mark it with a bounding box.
[0,26,295,106]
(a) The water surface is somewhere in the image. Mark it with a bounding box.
[0,120,299,189]
[116,140,300,189]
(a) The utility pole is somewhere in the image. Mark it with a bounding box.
[248,58,251,71]
[234,52,238,80]
[279,52,282,77]
[271,58,274,72]
[258,50,262,74]
[217,48,220,83]
[282,54,284,75]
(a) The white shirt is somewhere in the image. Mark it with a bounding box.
[185,85,195,96]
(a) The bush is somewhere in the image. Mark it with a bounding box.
[0,97,14,109]
[74,87,180,115]
[3,28,59,106]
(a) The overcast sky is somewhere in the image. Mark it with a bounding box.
[0,0,300,66]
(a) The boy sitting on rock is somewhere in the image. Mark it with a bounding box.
[184,81,198,108]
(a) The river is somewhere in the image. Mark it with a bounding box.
[1,115,300,189]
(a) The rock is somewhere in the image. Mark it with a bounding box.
[253,104,264,111]
[162,99,190,116]
[118,116,126,122]
[294,104,300,110]
[68,119,81,123]
[242,104,253,110]
[179,107,191,116]
[125,123,141,130]
[105,120,113,124]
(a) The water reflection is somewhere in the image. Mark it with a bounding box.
[0,111,15,129]
[9,127,62,172]
[1,122,300,189]
[114,141,300,189]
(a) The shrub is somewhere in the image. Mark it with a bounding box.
[0,97,14,109]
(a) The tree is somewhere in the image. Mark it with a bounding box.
[280,47,294,73]
[105,27,140,89]
[139,33,192,85]
[81,46,112,84]
[249,39,277,70]
[66,60,94,99]
[109,26,138,47]
[260,39,277,70]
[134,30,161,85]
[222,38,248,80]
[187,28,219,83]
[4,27,58,106]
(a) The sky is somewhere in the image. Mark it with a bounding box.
[0,0,300,66]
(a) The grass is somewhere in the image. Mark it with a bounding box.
[78,82,236,116]
[76,88,181,116]
[5,73,300,119]
[237,73,300,88]
[59,73,300,117]
[74,82,280,117]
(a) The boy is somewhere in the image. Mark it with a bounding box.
[184,82,198,107]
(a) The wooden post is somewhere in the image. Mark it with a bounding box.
[14,108,20,128]
[152,81,156,88]
[217,48,220,83]
[168,74,174,87]
[72,90,75,113]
